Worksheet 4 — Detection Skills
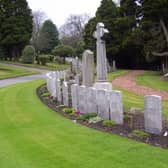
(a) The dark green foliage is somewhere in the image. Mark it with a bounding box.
[38,55,49,65]
[37,20,59,54]
[129,130,150,139]
[21,45,35,64]
[102,120,116,127]
[78,113,97,121]
[0,0,33,59]
[84,0,145,69]
[52,45,74,63]
[124,114,132,121]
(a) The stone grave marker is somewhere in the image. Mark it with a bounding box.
[144,95,162,135]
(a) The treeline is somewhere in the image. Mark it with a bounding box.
[84,0,168,70]
[0,0,74,64]
[0,0,168,70]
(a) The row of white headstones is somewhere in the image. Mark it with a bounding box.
[46,22,162,135]
[46,70,162,135]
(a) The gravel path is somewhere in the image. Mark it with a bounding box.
[0,63,49,88]
[112,70,168,100]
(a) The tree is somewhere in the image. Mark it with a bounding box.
[37,20,59,54]
[139,0,168,70]
[31,10,47,53]
[59,14,90,56]
[0,0,33,60]
[52,45,74,63]
[21,45,35,64]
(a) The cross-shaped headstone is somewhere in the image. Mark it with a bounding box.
[93,22,109,81]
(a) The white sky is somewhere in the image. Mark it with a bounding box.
[27,0,102,28]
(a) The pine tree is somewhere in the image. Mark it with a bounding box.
[37,20,59,54]
[0,0,33,60]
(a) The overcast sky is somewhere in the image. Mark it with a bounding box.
[27,0,119,28]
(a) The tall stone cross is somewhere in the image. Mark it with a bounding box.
[93,22,109,82]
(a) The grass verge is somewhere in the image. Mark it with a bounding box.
[0,80,167,168]
[136,71,168,92]
[0,64,38,80]
[2,61,69,71]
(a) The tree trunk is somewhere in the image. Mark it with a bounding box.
[160,19,168,45]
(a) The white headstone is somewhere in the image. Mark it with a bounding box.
[71,84,79,110]
[85,87,97,113]
[144,95,162,135]
[108,90,123,124]
[78,85,87,113]
[62,82,69,106]
[96,89,110,119]
[56,79,62,103]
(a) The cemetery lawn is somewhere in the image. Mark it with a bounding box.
[136,71,168,92]
[108,70,130,81]
[0,80,168,168]
[2,61,69,71]
[113,86,168,118]
[0,64,38,80]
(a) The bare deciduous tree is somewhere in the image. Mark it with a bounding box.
[31,10,47,53]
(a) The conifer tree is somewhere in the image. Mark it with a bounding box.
[0,0,33,59]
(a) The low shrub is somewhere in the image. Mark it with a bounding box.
[88,116,103,124]
[102,120,116,127]
[38,55,49,65]
[129,130,149,139]
[42,92,50,97]
[124,114,132,121]
[48,55,54,62]
[21,45,35,64]
[78,113,97,121]
[63,108,75,114]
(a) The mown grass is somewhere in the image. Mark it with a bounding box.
[108,70,130,81]
[0,80,168,168]
[0,64,38,80]
[2,61,69,71]
[107,70,168,118]
[136,71,168,92]
[113,86,168,118]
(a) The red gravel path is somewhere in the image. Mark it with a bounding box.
[112,70,168,100]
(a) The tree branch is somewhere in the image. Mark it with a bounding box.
[160,19,168,44]
[152,51,168,56]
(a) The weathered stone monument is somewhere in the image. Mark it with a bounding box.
[82,50,94,87]
[93,22,112,90]
[144,95,162,135]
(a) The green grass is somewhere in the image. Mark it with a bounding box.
[113,86,168,118]
[0,80,168,168]
[136,71,168,92]
[2,61,69,71]
[0,64,38,80]
[108,70,130,81]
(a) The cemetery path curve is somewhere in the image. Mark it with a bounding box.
[112,70,168,100]
[0,63,50,88]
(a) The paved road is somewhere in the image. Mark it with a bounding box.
[0,63,50,88]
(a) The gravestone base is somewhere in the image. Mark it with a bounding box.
[94,82,112,90]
